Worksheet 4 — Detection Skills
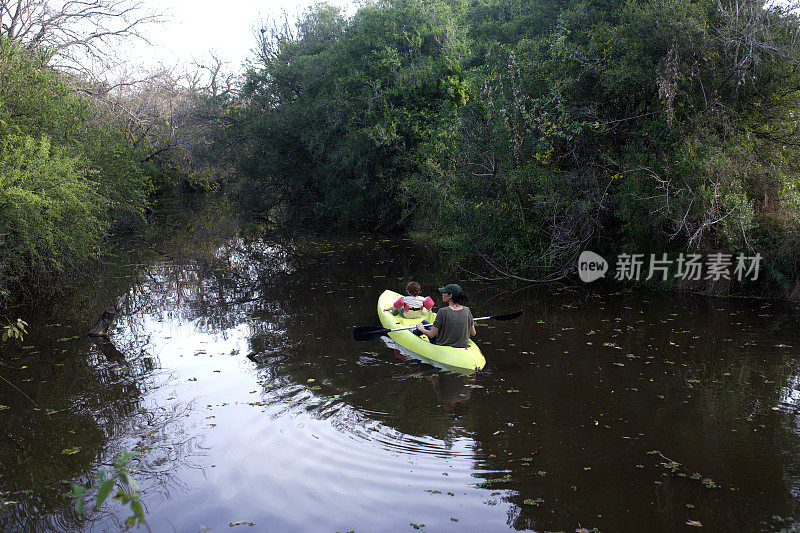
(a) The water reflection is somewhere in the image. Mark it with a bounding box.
[0,346,208,531]
[2,200,800,532]
[388,348,475,417]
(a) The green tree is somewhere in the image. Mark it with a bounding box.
[238,0,469,229]
[0,134,101,294]
[225,0,800,291]
[0,36,153,301]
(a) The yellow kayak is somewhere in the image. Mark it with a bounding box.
[377,290,485,373]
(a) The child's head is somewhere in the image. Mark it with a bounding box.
[406,281,422,296]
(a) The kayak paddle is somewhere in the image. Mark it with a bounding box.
[352,311,523,342]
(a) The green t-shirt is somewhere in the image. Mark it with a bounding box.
[432,306,474,347]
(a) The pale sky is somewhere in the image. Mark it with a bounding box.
[124,0,354,74]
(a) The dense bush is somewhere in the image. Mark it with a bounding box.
[237,0,468,228]
[0,37,152,301]
[233,0,800,290]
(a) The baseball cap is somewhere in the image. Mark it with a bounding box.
[438,283,463,296]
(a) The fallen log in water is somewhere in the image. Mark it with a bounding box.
[89,295,127,337]
[91,335,128,365]
[89,294,129,364]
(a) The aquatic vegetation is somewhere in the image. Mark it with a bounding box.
[477,474,513,487]
[65,450,147,529]
[1,319,27,343]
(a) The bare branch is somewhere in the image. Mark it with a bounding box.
[0,0,161,74]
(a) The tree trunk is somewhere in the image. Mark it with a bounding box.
[89,295,127,336]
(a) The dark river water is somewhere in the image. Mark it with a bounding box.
[2,200,800,532]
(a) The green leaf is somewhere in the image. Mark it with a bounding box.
[96,478,115,507]
[75,498,85,514]
[119,471,140,493]
[117,450,137,463]
[65,483,87,498]
[130,499,144,521]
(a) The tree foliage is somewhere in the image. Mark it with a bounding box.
[0,12,242,304]
[0,36,153,301]
[238,0,469,228]
[230,0,800,291]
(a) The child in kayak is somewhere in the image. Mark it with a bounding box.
[385,281,435,319]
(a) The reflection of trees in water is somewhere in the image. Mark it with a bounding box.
[0,262,231,531]
[0,203,246,530]
[76,399,210,532]
[0,338,145,524]
[8,206,800,533]
[457,291,800,531]
[0,338,206,531]
[122,238,296,335]
[107,231,800,533]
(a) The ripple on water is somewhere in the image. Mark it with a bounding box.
[202,401,483,531]
[251,386,477,459]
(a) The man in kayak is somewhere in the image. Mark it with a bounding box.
[415,283,476,348]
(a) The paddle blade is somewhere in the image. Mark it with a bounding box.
[489,311,523,321]
[353,325,390,341]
